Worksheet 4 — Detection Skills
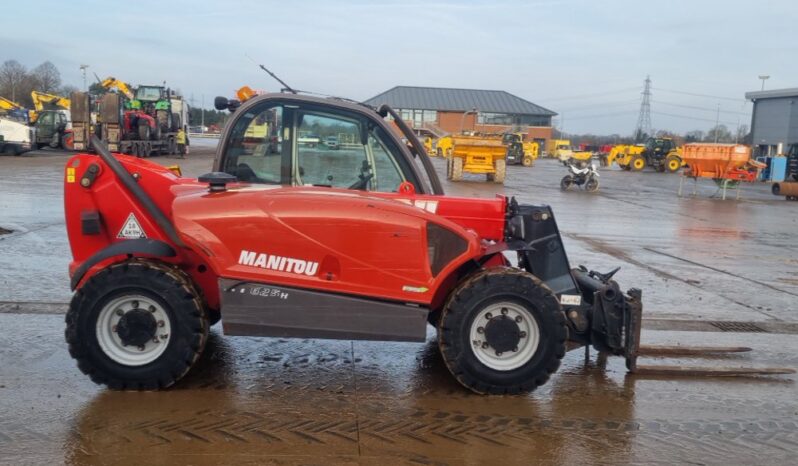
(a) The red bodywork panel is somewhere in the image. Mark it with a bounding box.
[123,110,156,132]
[64,153,508,311]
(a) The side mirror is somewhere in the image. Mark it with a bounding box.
[214,96,241,112]
[214,96,228,111]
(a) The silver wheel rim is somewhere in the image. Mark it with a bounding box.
[468,301,540,371]
[96,294,172,366]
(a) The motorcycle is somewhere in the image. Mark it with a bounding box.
[561,160,600,192]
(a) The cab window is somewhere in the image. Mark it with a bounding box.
[222,105,284,183]
[369,131,404,192]
[39,111,54,126]
[295,111,405,192]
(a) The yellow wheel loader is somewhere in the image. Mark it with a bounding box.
[610,138,683,172]
[503,132,539,167]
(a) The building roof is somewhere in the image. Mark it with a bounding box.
[745,88,798,100]
[364,86,556,116]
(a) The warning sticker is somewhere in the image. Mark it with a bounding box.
[559,294,582,306]
[117,213,147,239]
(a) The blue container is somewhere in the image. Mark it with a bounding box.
[757,156,770,181]
[769,157,787,182]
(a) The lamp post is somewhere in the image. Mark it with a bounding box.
[460,107,477,133]
[758,75,770,91]
[80,64,89,91]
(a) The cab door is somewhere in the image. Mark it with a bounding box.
[218,103,291,184]
[218,99,418,194]
[36,111,55,143]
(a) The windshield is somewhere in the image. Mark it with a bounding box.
[136,86,163,102]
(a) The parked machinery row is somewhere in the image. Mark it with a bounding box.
[425,132,540,184]
[71,77,189,157]
[0,92,73,154]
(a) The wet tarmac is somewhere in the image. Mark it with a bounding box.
[1,145,797,464]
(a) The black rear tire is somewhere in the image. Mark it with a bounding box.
[138,121,151,141]
[438,267,567,394]
[208,309,222,326]
[446,156,453,180]
[65,261,209,390]
[2,145,18,156]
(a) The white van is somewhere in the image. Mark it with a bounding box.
[0,116,34,156]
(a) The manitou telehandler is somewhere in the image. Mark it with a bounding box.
[63,92,793,394]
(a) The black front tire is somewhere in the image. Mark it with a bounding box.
[438,268,567,394]
[560,175,574,190]
[65,261,209,390]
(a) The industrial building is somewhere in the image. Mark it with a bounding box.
[364,86,557,149]
[745,87,798,156]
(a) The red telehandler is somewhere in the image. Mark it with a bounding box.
[63,92,793,394]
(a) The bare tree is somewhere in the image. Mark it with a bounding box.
[735,124,749,143]
[705,125,733,143]
[32,61,61,93]
[60,84,80,96]
[684,130,704,142]
[0,60,28,102]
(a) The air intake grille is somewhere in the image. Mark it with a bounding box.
[709,321,767,333]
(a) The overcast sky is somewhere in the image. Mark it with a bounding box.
[5,0,797,135]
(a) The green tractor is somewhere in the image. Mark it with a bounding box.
[133,85,188,138]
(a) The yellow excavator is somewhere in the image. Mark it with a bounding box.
[97,75,136,101]
[30,91,71,122]
[0,96,32,123]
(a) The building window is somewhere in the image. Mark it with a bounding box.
[397,109,437,127]
[423,110,437,122]
[477,112,551,126]
[478,112,513,125]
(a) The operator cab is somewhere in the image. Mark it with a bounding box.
[213,94,443,195]
[645,137,674,155]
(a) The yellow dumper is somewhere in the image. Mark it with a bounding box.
[447,134,506,183]
[435,135,453,157]
[550,139,592,162]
